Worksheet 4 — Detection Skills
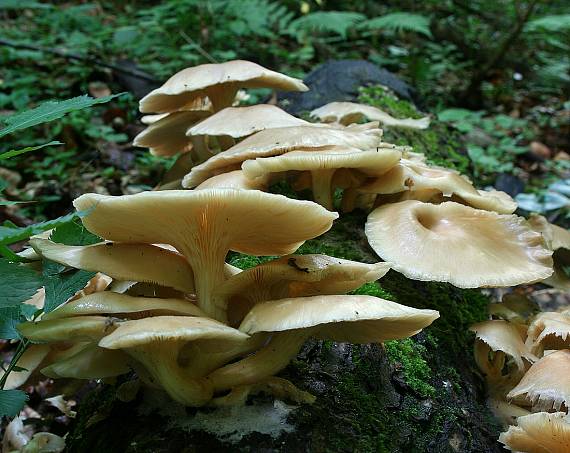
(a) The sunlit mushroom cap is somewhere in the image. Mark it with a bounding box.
[499,412,570,453]
[365,200,553,288]
[139,60,308,113]
[359,160,516,214]
[507,350,570,411]
[526,312,570,354]
[182,125,383,187]
[99,316,248,349]
[239,295,439,343]
[43,292,205,321]
[529,214,570,251]
[133,111,210,157]
[195,170,269,191]
[310,101,430,129]
[30,239,195,294]
[470,320,537,372]
[242,147,401,179]
[187,105,309,139]
[74,189,337,257]
[18,316,121,343]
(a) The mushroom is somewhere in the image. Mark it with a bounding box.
[207,295,438,392]
[310,101,430,130]
[526,311,570,356]
[196,170,269,191]
[217,254,391,326]
[241,147,402,210]
[499,412,570,453]
[182,125,384,188]
[74,189,338,322]
[365,200,553,288]
[507,349,570,411]
[18,316,121,343]
[30,239,196,295]
[139,60,308,113]
[1,345,50,390]
[98,316,252,406]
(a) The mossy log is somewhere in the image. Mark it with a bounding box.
[65,88,502,453]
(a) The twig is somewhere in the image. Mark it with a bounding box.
[0,39,158,83]
[0,339,30,390]
[179,31,218,64]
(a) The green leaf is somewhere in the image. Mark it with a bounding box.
[0,389,28,417]
[289,11,365,38]
[525,14,570,33]
[50,219,102,246]
[0,200,31,206]
[360,12,432,38]
[0,260,43,308]
[0,94,124,138]
[0,141,63,161]
[43,270,96,313]
[0,211,79,246]
[0,0,51,8]
[0,307,24,340]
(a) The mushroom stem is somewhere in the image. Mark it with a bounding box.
[190,136,212,163]
[207,330,310,392]
[341,188,357,213]
[126,341,213,407]
[216,135,236,151]
[311,169,336,210]
[208,87,239,112]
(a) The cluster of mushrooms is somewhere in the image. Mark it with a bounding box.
[8,60,564,442]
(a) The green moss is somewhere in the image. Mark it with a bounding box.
[226,253,276,270]
[349,281,395,301]
[358,85,422,119]
[384,338,435,398]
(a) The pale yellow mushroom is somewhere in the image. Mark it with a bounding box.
[196,170,269,191]
[526,312,570,355]
[311,101,430,130]
[139,60,308,113]
[18,316,121,343]
[499,412,570,453]
[365,200,553,288]
[74,189,337,322]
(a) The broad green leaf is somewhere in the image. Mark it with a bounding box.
[0,260,43,308]
[50,220,102,246]
[0,94,124,138]
[289,11,365,39]
[0,307,24,340]
[360,12,432,38]
[0,389,28,417]
[0,141,63,161]
[0,0,51,8]
[0,211,78,246]
[525,14,570,33]
[43,270,96,313]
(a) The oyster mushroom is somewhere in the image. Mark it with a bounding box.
[242,147,402,210]
[499,412,570,453]
[139,60,308,113]
[365,200,553,288]
[182,125,384,188]
[196,170,269,191]
[18,316,121,343]
[526,311,570,355]
[74,189,338,321]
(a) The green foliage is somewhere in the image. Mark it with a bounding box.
[360,12,432,38]
[0,260,44,308]
[43,269,96,313]
[525,14,570,32]
[0,141,63,161]
[289,11,365,39]
[0,307,26,340]
[50,219,101,246]
[0,389,29,418]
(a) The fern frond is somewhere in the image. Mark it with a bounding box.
[525,14,570,33]
[288,11,366,39]
[360,12,432,38]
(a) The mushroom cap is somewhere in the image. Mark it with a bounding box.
[41,344,130,379]
[470,320,537,371]
[133,111,210,157]
[43,292,205,321]
[182,125,383,188]
[365,200,553,288]
[239,295,439,343]
[30,239,195,294]
[99,316,249,349]
[507,349,570,411]
[529,214,570,251]
[499,412,570,453]
[242,147,401,179]
[2,345,50,390]
[310,101,430,130]
[195,170,269,191]
[139,60,308,113]
[527,312,570,354]
[187,105,309,139]
[18,316,121,343]
[359,160,516,214]
[74,189,338,257]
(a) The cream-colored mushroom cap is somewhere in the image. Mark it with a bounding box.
[74,189,337,321]
[99,316,248,350]
[133,111,210,157]
[43,293,205,321]
[365,200,553,288]
[499,412,570,453]
[470,320,537,372]
[310,101,430,130]
[139,60,308,113]
[239,295,439,343]
[182,125,383,188]
[30,239,195,294]
[508,349,570,411]
[187,105,309,139]
[18,316,121,343]
[527,312,570,354]
[529,214,570,251]
[195,170,268,191]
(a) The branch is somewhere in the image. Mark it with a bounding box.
[0,39,158,83]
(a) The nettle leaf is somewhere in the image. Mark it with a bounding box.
[0,94,124,139]
[0,307,24,340]
[43,270,96,313]
[0,389,28,418]
[0,260,43,308]
[0,141,63,161]
[50,219,102,246]
[0,211,79,246]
